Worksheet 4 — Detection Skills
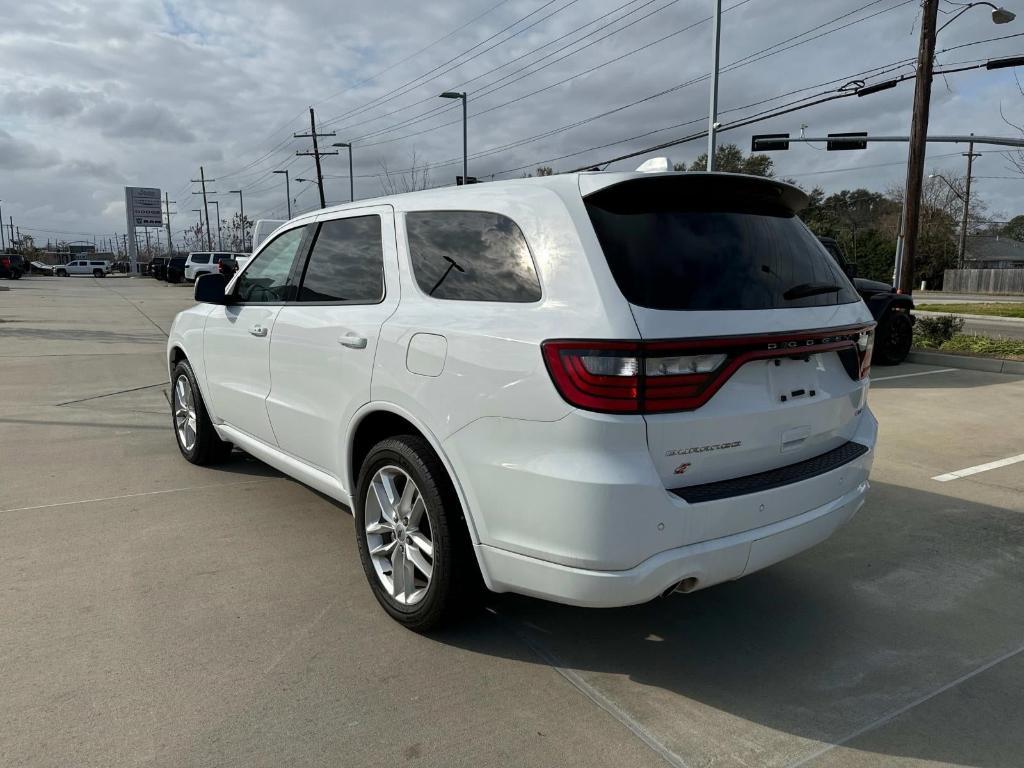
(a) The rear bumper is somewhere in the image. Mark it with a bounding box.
[478,478,867,607]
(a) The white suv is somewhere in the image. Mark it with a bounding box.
[184,252,247,281]
[167,171,877,630]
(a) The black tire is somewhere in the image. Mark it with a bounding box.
[170,359,233,465]
[93,269,104,278]
[11,270,21,280]
[874,310,913,365]
[56,269,67,277]
[354,435,482,631]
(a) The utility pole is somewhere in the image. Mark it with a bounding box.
[229,189,246,250]
[191,166,214,250]
[164,192,176,255]
[9,216,15,249]
[897,0,939,295]
[706,0,722,171]
[144,227,151,259]
[959,139,980,268]
[0,200,5,252]
[295,107,337,209]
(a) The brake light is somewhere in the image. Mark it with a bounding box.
[1,258,9,269]
[542,325,874,414]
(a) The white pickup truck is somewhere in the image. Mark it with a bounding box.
[55,260,111,277]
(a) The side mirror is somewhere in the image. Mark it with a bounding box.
[195,272,228,304]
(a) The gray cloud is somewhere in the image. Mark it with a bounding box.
[0,130,59,170]
[0,0,1022,241]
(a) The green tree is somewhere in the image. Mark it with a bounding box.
[1003,214,1024,241]
[674,144,774,176]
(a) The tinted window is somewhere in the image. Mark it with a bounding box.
[191,254,211,264]
[585,176,858,310]
[406,211,541,302]
[298,215,384,303]
[234,227,305,303]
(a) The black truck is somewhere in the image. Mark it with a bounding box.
[818,236,914,365]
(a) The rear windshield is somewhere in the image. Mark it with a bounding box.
[585,176,858,311]
[190,254,211,264]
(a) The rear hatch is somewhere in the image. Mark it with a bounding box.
[581,173,873,528]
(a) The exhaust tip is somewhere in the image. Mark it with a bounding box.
[661,577,700,598]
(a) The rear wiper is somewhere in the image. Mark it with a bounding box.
[783,282,842,301]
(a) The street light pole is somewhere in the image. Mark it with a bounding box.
[273,170,292,219]
[0,200,5,252]
[333,142,355,202]
[440,91,468,183]
[211,199,223,251]
[229,189,246,250]
[707,0,722,171]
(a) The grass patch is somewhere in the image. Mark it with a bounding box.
[915,302,1024,318]
[914,333,1024,360]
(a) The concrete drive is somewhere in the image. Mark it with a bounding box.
[2,276,1022,767]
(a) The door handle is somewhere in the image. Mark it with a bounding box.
[249,324,268,337]
[338,333,368,349]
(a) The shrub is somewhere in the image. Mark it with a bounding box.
[914,315,965,347]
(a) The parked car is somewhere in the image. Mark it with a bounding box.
[165,256,188,283]
[1,253,25,279]
[251,219,286,252]
[55,259,111,277]
[149,257,168,279]
[184,252,248,281]
[217,254,251,278]
[167,171,877,630]
[818,236,914,365]
[29,261,54,276]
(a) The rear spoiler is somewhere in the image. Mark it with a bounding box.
[579,172,809,213]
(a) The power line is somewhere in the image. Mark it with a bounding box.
[354,0,912,150]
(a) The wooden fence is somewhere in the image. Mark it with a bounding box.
[943,269,1024,294]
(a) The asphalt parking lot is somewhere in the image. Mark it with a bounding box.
[2,275,1023,768]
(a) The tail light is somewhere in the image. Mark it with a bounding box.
[542,325,875,414]
[1,258,9,269]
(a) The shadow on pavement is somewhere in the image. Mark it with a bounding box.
[432,480,1024,768]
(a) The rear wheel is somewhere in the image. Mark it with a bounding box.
[170,359,233,465]
[56,269,67,277]
[354,436,481,631]
[93,268,104,278]
[874,310,913,365]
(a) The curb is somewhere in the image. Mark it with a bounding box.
[908,350,1024,375]
[914,310,1024,324]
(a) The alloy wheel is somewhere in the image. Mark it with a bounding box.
[173,375,198,452]
[364,466,434,606]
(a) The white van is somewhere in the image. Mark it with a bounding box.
[168,171,877,630]
[251,220,286,252]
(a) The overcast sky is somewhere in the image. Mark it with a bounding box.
[2,0,1024,248]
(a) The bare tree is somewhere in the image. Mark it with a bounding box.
[379,150,432,196]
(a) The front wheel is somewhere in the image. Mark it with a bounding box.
[170,359,233,464]
[56,269,67,277]
[354,436,481,631]
[93,269,104,278]
[874,310,914,365]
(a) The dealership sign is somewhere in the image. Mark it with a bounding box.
[125,187,163,227]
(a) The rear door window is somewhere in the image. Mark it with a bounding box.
[296,215,384,303]
[584,176,858,310]
[191,254,211,264]
[405,210,541,302]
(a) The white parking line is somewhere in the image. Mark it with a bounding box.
[932,453,1024,482]
[872,368,956,382]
